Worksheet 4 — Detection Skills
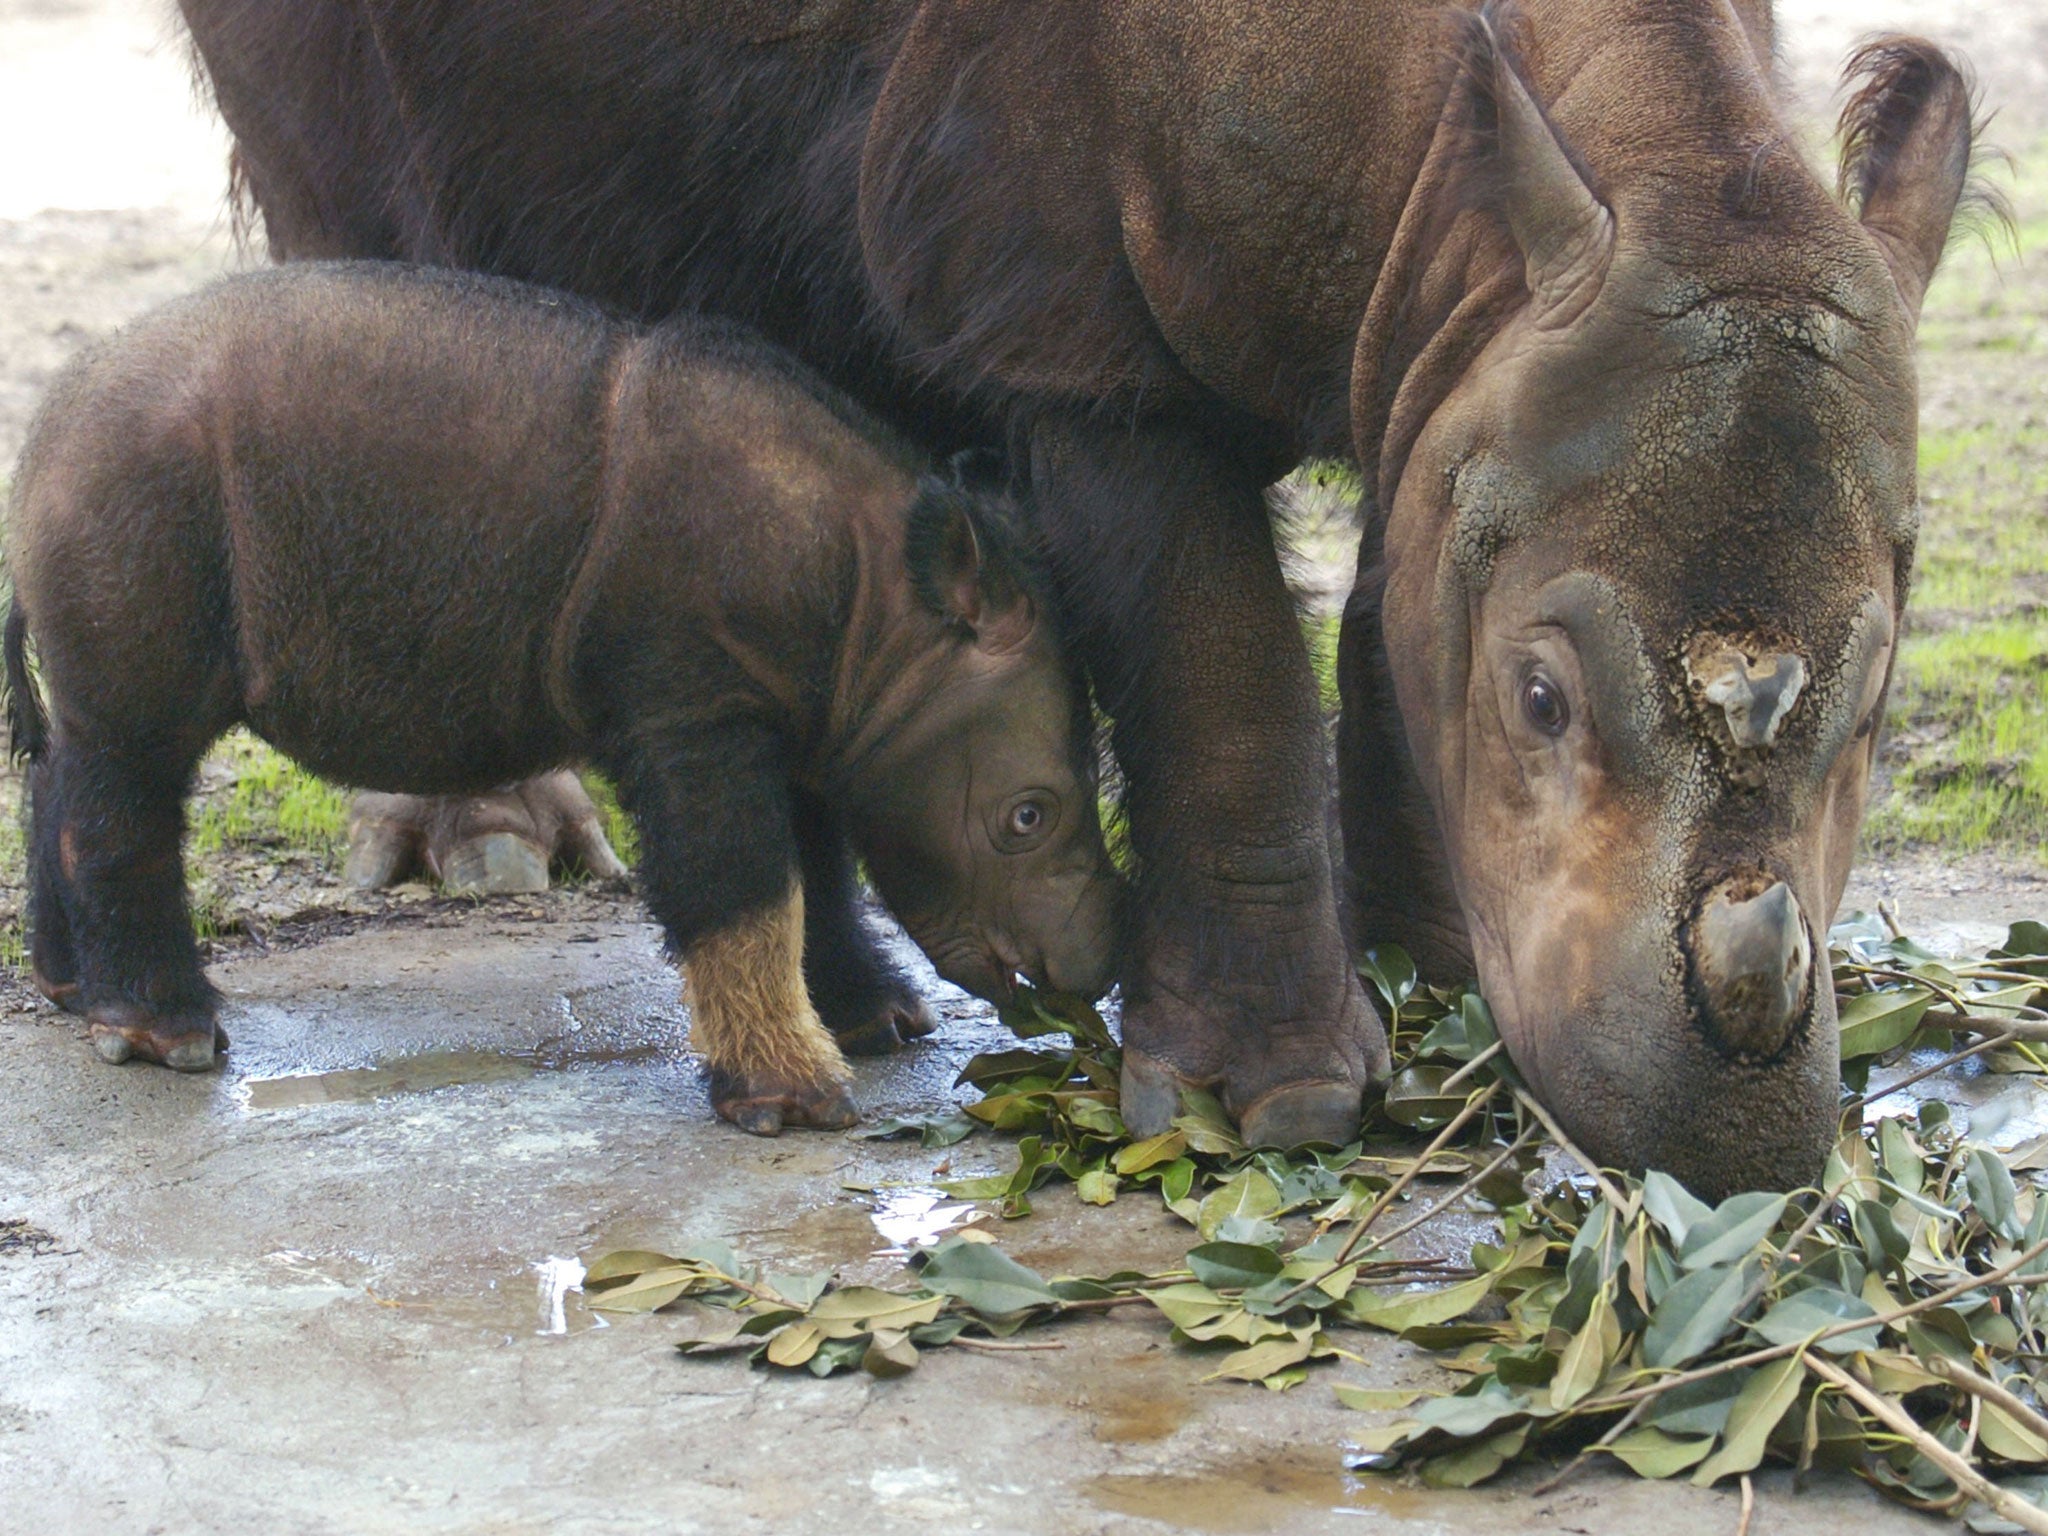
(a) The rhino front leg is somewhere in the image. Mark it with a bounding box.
[793,792,938,1056]
[1029,413,1390,1148]
[606,727,857,1135]
[343,772,626,894]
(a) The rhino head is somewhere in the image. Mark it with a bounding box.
[1350,26,1980,1196]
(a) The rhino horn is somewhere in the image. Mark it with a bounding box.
[1486,32,1615,327]
[1689,646,1807,750]
[1691,878,1813,1057]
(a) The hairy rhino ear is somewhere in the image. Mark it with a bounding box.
[906,479,1037,652]
[1837,38,1983,320]
[1475,16,1614,327]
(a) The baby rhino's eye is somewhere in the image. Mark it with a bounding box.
[995,793,1059,851]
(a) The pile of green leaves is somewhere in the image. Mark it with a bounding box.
[584,916,2048,1526]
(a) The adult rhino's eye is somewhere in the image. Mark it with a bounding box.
[1523,676,1569,736]
[1008,802,1044,836]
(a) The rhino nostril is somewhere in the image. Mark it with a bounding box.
[1690,879,1811,1056]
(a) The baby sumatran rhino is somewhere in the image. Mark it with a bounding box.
[3,262,1119,1134]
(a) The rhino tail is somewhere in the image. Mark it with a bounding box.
[4,600,47,763]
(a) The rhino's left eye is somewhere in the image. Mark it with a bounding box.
[1009,802,1043,836]
[1523,675,1570,736]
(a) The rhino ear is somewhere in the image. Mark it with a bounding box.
[906,479,1037,653]
[1478,19,1615,327]
[1837,38,1982,320]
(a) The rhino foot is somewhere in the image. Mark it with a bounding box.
[86,1003,228,1072]
[708,1066,860,1137]
[344,772,627,895]
[817,983,939,1057]
[1119,963,1388,1149]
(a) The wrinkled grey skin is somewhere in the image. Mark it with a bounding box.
[850,622,1115,1005]
[1359,26,1962,1195]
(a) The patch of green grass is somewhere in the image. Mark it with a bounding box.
[1867,616,2048,858]
[186,729,351,863]
[1860,137,2048,864]
[578,770,640,871]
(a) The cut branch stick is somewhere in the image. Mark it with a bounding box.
[1927,1354,2048,1447]
[1577,1235,2048,1416]
[1921,1014,2048,1041]
[950,1336,1065,1353]
[1272,1086,1509,1307]
[1736,1473,1755,1536]
[1845,1032,2019,1112]
[1510,1088,1630,1213]
[1805,1354,2048,1536]
[1438,1040,1506,1095]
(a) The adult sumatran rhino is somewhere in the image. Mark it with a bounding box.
[177,0,1985,1192]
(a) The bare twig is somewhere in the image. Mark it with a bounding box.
[1579,1236,2048,1416]
[1805,1354,2048,1535]
[1844,1031,2018,1113]
[1928,1354,2048,1447]
[950,1335,1065,1353]
[1273,1090,1516,1308]
[1736,1472,1755,1536]
[1438,1040,1506,1095]
[1532,1398,1650,1496]
[1510,1088,1630,1213]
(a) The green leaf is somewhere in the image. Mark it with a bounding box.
[1196,1170,1284,1242]
[917,1240,1060,1318]
[1187,1241,1286,1290]
[1750,1287,1881,1354]
[1360,946,1418,1018]
[766,1319,827,1367]
[1113,1131,1189,1176]
[853,1111,977,1148]
[1076,1166,1120,1206]
[1551,1288,1620,1409]
[808,1288,947,1336]
[1336,1386,1428,1412]
[1173,1089,1245,1156]
[1969,1147,2027,1243]
[1606,1427,1717,1479]
[1345,1272,1498,1334]
[1692,1351,1804,1485]
[1641,1172,1714,1246]
[1837,985,1934,1059]
[1643,1260,1760,1368]
[1678,1192,1788,1270]
[1981,1403,2048,1465]
[1202,1330,1319,1384]
[861,1329,920,1378]
[1422,1426,1528,1488]
[582,1249,682,1287]
[765,1271,831,1309]
[1642,1372,1750,1436]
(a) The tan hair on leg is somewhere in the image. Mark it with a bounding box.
[684,880,856,1134]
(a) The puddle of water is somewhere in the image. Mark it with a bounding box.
[1090,1354,1197,1444]
[1086,1447,1448,1533]
[243,1049,538,1108]
[870,1190,979,1254]
[242,1039,675,1109]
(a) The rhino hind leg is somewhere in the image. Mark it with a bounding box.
[793,794,937,1056]
[344,773,627,895]
[39,739,226,1072]
[25,758,83,1013]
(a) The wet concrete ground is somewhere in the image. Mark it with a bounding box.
[0,898,1963,1536]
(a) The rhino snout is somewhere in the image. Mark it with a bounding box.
[1689,878,1812,1057]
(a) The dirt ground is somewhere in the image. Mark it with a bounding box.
[1,3,2046,1534]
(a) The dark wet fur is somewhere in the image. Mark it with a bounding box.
[6,262,1087,1066]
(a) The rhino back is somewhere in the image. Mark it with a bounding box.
[195,264,622,791]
